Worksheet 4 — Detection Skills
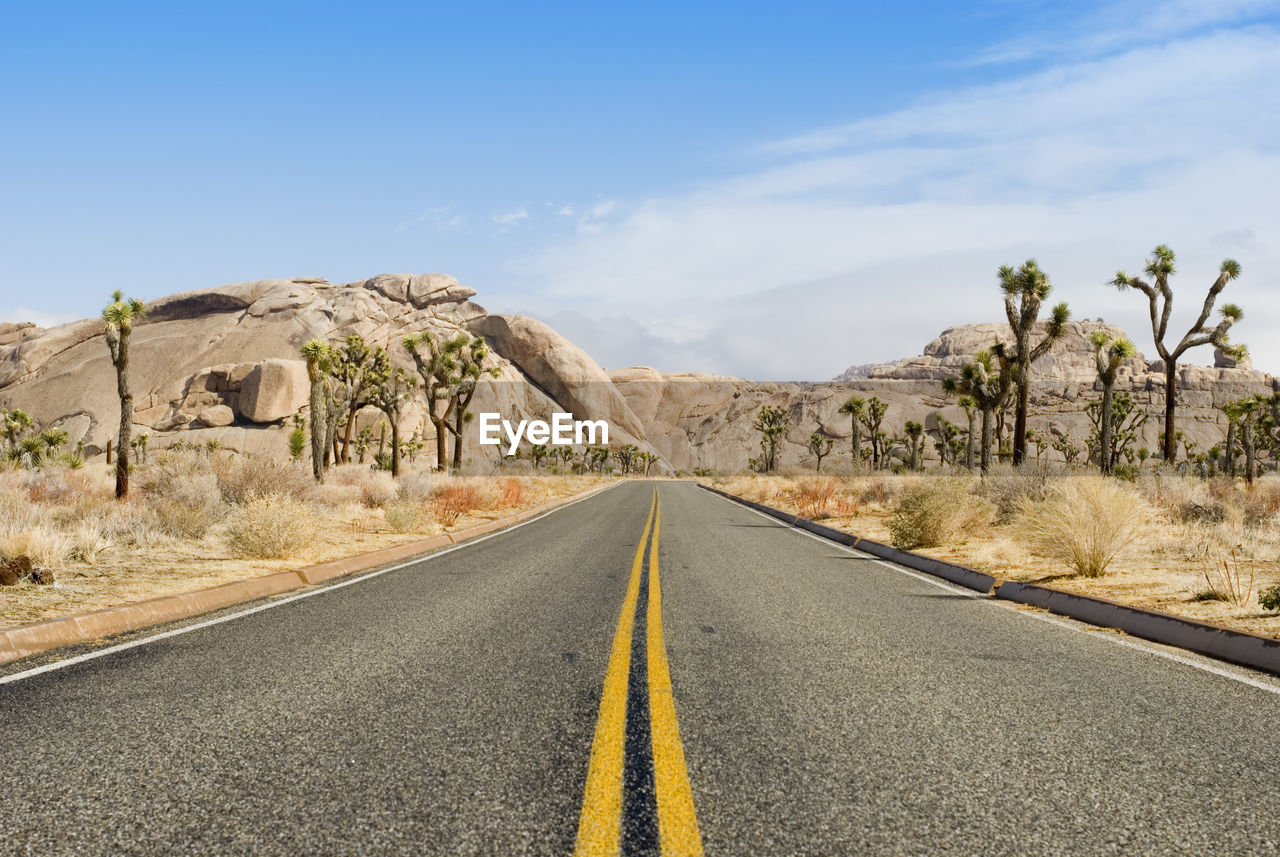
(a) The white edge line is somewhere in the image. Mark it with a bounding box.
[712,489,1280,699]
[0,483,622,687]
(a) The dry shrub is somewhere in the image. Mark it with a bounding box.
[213,453,314,504]
[430,483,484,526]
[21,470,76,504]
[856,475,906,507]
[223,493,319,559]
[146,471,226,539]
[1243,476,1280,523]
[395,470,447,504]
[888,479,993,550]
[833,488,862,518]
[327,466,398,508]
[102,503,167,548]
[312,482,362,508]
[1015,476,1147,577]
[975,463,1053,522]
[1206,476,1239,505]
[69,520,113,564]
[793,476,838,519]
[1137,469,1204,516]
[384,502,427,534]
[1,526,72,568]
[496,477,525,509]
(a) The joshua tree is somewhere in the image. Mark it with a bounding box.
[1110,245,1244,463]
[903,421,925,471]
[930,416,960,468]
[807,432,834,472]
[3,409,32,452]
[865,397,888,470]
[838,395,865,469]
[1026,428,1049,464]
[301,339,333,482]
[943,344,1013,473]
[1091,331,1137,474]
[329,335,377,464]
[1052,434,1082,465]
[368,352,417,478]
[448,335,500,471]
[752,404,790,472]
[103,290,145,498]
[999,259,1070,466]
[404,330,476,472]
[128,432,149,465]
[1086,392,1147,473]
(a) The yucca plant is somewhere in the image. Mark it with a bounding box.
[1091,330,1137,474]
[103,290,145,498]
[999,259,1069,467]
[1110,246,1244,463]
[838,395,865,469]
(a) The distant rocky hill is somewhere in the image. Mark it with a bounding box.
[1,277,1274,472]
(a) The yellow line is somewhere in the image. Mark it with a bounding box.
[647,492,705,857]
[574,491,656,857]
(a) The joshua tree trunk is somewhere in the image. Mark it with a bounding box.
[309,383,325,482]
[390,413,402,477]
[431,416,449,472]
[965,412,976,470]
[1099,382,1115,475]
[1013,372,1029,467]
[341,406,358,463]
[114,336,132,499]
[1243,422,1256,485]
[1225,420,1237,477]
[850,419,862,468]
[1163,363,1178,463]
[980,408,993,473]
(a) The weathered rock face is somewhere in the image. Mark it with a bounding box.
[239,360,310,423]
[0,274,665,470]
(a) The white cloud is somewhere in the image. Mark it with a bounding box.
[523,28,1280,380]
[492,207,530,226]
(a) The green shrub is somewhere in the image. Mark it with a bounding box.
[1260,584,1280,612]
[888,479,993,550]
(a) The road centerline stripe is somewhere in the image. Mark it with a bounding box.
[575,491,656,857]
[646,493,705,857]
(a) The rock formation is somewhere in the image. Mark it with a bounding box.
[2,276,1274,473]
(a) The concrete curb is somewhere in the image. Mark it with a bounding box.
[699,482,1280,678]
[0,485,609,666]
[698,484,996,594]
[996,581,1280,677]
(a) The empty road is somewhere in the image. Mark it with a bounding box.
[3,481,1280,855]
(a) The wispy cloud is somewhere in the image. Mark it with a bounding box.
[395,205,466,232]
[492,207,530,226]
[971,0,1280,65]
[522,27,1280,380]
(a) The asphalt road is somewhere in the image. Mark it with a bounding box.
[3,481,1280,856]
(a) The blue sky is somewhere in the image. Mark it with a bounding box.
[3,1,1279,379]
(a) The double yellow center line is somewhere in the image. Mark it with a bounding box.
[574,489,704,857]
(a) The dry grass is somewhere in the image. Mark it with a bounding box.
[1014,476,1147,577]
[704,468,1280,639]
[0,459,606,630]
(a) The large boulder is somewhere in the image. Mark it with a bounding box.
[237,359,309,423]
